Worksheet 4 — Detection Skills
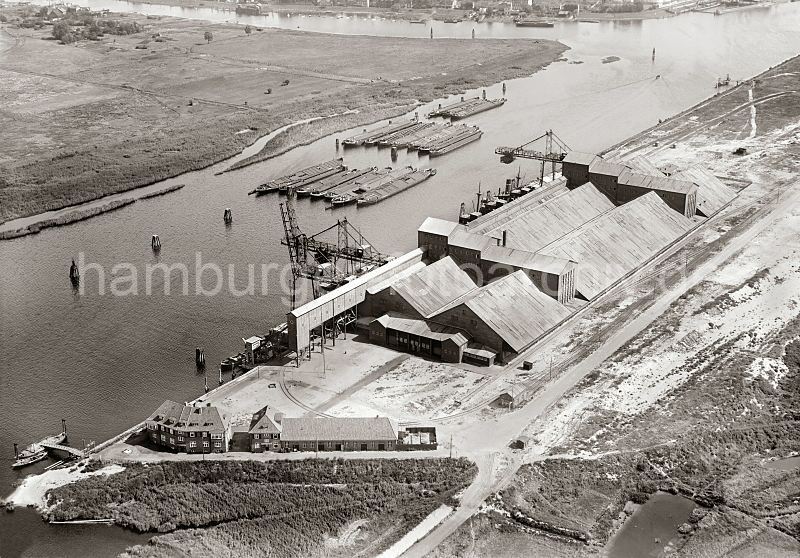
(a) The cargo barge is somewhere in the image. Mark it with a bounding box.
[428,97,506,120]
[302,168,375,198]
[357,168,437,206]
[341,120,418,147]
[250,159,345,195]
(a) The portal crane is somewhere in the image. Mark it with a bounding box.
[495,130,571,185]
[279,188,389,309]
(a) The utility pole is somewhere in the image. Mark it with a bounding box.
[449,434,453,459]
[549,357,553,380]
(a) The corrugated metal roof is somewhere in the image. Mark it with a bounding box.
[563,151,599,166]
[618,169,697,195]
[538,192,693,299]
[366,261,426,295]
[462,271,571,353]
[376,312,469,344]
[290,249,423,318]
[672,165,737,216]
[448,228,493,252]
[479,183,615,253]
[481,245,575,276]
[392,257,478,318]
[464,343,497,359]
[589,158,630,177]
[418,216,460,237]
[281,417,396,442]
[622,155,666,177]
[468,181,570,233]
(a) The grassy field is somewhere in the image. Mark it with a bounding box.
[47,458,476,557]
[0,5,566,224]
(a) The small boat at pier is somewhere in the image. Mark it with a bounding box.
[12,430,67,469]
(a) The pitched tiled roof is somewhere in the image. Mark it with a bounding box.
[248,406,282,434]
[148,400,227,432]
[280,417,396,442]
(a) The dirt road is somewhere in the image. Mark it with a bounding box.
[400,181,800,556]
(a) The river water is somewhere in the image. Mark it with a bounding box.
[1,3,800,555]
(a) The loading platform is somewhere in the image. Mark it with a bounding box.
[40,442,85,459]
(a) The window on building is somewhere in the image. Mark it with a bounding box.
[203,441,209,448]
[189,441,196,448]
[214,442,221,448]
[211,433,223,439]
[170,438,174,444]
[253,433,259,439]
[177,436,184,442]
[160,434,166,441]
[189,432,195,437]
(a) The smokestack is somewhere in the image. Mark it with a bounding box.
[502,230,507,247]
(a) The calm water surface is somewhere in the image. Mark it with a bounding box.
[606,492,695,558]
[1,4,800,555]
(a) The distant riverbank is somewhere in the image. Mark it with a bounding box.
[0,3,566,226]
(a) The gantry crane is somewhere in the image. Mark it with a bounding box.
[495,130,571,185]
[279,188,389,308]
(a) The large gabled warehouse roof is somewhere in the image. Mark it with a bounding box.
[617,169,697,195]
[480,183,615,253]
[481,245,575,276]
[391,256,478,318]
[457,271,571,353]
[672,165,737,216]
[537,192,694,300]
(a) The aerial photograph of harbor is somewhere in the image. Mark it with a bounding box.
[1,0,799,556]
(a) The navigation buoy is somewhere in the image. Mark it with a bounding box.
[151,234,161,251]
[69,259,80,284]
[196,347,205,368]
[223,208,233,224]
[472,28,475,39]
[430,28,433,39]
[218,367,223,385]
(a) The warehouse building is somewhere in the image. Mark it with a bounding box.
[369,313,469,363]
[280,417,397,452]
[562,152,701,217]
[361,256,478,320]
[537,191,694,299]
[146,401,228,454]
[417,217,578,303]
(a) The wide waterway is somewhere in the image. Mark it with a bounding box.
[2,4,800,556]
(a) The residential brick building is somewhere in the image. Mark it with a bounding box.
[146,400,228,453]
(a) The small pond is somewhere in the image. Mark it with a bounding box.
[606,491,695,558]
